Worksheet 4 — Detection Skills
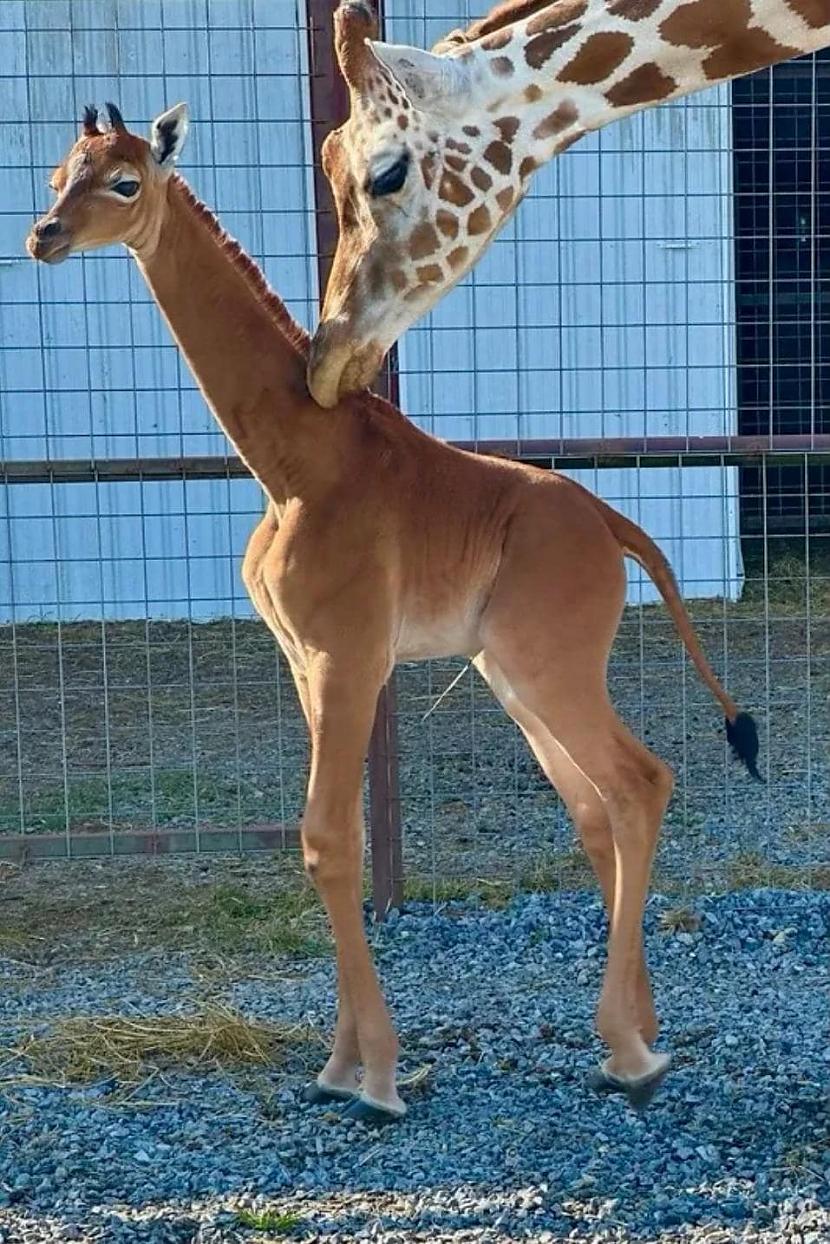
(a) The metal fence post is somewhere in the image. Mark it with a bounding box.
[306,0,404,918]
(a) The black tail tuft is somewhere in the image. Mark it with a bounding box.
[725,711,764,783]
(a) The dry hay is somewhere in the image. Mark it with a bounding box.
[0,1004,322,1088]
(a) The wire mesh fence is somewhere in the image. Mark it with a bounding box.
[0,1,827,902]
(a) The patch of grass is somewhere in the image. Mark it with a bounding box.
[658,906,701,934]
[403,849,596,908]
[786,820,830,844]
[403,876,513,908]
[236,1208,303,1234]
[0,924,40,953]
[774,1134,830,1179]
[161,881,330,958]
[4,1005,321,1087]
[0,768,283,836]
[0,856,329,963]
[518,848,595,893]
[725,851,830,891]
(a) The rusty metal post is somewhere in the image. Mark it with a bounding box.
[306,0,404,918]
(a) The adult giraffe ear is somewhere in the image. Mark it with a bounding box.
[149,102,189,170]
[367,40,474,112]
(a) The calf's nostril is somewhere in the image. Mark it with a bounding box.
[38,218,62,239]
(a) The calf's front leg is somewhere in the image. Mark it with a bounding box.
[300,655,405,1124]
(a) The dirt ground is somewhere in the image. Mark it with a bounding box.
[0,853,328,966]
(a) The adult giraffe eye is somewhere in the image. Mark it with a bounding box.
[367,153,409,198]
[112,179,140,198]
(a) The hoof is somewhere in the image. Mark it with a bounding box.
[341,1094,406,1127]
[586,1056,671,1111]
[301,1081,357,1107]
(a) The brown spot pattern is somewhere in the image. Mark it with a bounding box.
[483,140,512,174]
[495,116,521,143]
[439,169,474,206]
[416,263,443,284]
[467,204,492,235]
[519,156,538,179]
[491,56,515,75]
[706,29,797,78]
[397,114,408,129]
[532,100,579,140]
[446,153,468,173]
[368,263,387,297]
[524,84,543,102]
[390,269,407,291]
[526,0,587,35]
[436,210,459,239]
[660,0,797,79]
[447,245,469,270]
[608,0,662,16]
[496,185,515,211]
[409,221,440,260]
[525,23,581,70]
[445,0,566,44]
[659,0,733,45]
[482,28,512,49]
[471,165,493,191]
[447,138,472,153]
[606,62,676,106]
[462,125,480,137]
[420,153,437,190]
[785,0,828,26]
[559,31,634,83]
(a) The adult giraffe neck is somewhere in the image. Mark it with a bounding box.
[458,0,829,135]
[135,175,326,505]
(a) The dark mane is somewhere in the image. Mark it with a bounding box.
[433,0,559,47]
[171,175,404,426]
[172,174,311,359]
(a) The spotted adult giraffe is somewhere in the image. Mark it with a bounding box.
[28,101,759,1122]
[307,0,830,407]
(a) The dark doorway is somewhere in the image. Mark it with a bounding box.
[733,50,830,535]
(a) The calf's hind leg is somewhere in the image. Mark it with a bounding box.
[476,646,672,1105]
[477,491,673,1105]
[475,654,658,1045]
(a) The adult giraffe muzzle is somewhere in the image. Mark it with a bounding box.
[307,0,830,408]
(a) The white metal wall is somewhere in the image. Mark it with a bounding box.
[388,2,743,604]
[0,0,315,622]
[0,0,743,621]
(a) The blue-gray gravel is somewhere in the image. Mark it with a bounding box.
[0,888,827,1243]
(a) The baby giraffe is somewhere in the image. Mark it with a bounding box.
[28,103,759,1122]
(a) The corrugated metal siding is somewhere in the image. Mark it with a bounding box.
[387,2,743,603]
[0,0,315,621]
[0,0,742,620]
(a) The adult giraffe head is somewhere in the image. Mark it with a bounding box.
[307,0,551,407]
[307,0,830,407]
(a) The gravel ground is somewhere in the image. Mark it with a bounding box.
[0,882,827,1243]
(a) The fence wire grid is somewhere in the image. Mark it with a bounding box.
[0,0,827,901]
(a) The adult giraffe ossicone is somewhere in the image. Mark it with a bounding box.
[28,103,760,1122]
[307,0,830,408]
